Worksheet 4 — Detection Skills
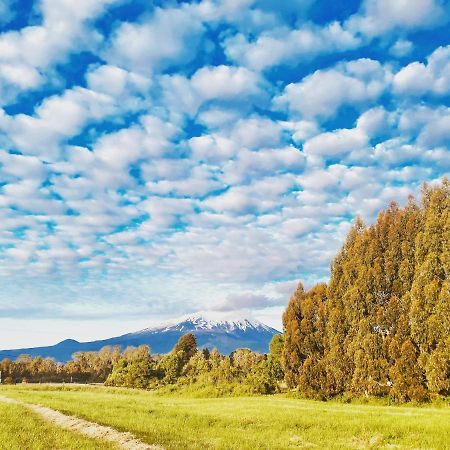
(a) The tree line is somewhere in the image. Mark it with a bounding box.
[0,346,123,384]
[105,332,284,394]
[0,334,285,395]
[282,179,449,401]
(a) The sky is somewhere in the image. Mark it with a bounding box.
[0,0,449,348]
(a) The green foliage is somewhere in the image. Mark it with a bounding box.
[173,333,198,363]
[269,334,284,361]
[158,351,185,384]
[100,331,285,394]
[105,358,155,389]
[282,179,450,401]
[157,333,199,384]
[247,356,283,394]
[105,345,155,388]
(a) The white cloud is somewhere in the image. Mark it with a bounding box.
[0,151,47,182]
[0,87,116,159]
[104,6,204,73]
[189,134,238,163]
[197,108,243,128]
[229,116,283,149]
[138,197,195,233]
[159,65,266,119]
[195,0,255,22]
[203,175,295,214]
[418,111,450,147]
[397,104,450,149]
[159,74,202,117]
[281,218,319,238]
[389,39,414,58]
[191,65,263,100]
[86,64,151,98]
[346,0,448,37]
[0,179,66,215]
[0,0,118,102]
[303,127,369,159]
[223,146,305,184]
[394,62,435,95]
[146,165,221,197]
[275,59,391,119]
[162,224,303,283]
[398,105,443,133]
[280,120,320,143]
[373,138,425,166]
[393,45,450,96]
[93,127,146,171]
[356,107,391,138]
[224,21,361,71]
[0,62,42,90]
[215,292,277,312]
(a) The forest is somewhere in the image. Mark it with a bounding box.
[1,179,449,402]
[283,179,449,401]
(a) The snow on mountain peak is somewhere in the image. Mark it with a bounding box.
[141,311,276,334]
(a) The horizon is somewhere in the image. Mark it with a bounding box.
[0,0,449,348]
[1,309,283,350]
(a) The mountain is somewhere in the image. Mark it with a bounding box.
[0,314,280,362]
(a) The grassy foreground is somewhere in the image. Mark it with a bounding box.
[0,400,116,450]
[1,385,450,449]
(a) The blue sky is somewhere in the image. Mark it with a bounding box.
[0,0,449,347]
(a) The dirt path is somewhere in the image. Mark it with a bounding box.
[0,395,163,450]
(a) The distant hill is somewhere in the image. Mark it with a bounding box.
[0,314,280,362]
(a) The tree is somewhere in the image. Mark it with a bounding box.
[173,333,198,365]
[410,181,450,361]
[389,340,427,401]
[158,351,185,384]
[248,356,282,394]
[230,348,263,374]
[282,282,328,392]
[282,282,306,388]
[269,334,284,362]
[280,179,450,401]
[106,345,155,388]
[106,358,156,388]
[425,337,450,395]
[183,351,210,378]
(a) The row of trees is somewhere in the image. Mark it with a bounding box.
[0,346,125,384]
[0,334,285,394]
[283,179,450,401]
[106,333,285,394]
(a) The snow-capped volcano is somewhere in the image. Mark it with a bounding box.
[0,313,281,362]
[143,312,276,334]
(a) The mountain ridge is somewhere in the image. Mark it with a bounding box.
[0,314,280,362]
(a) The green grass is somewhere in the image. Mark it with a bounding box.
[0,400,117,450]
[2,384,450,449]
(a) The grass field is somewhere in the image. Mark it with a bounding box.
[0,399,116,450]
[1,384,449,449]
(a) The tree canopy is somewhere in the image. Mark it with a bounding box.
[282,179,450,401]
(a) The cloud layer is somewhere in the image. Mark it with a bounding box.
[0,0,449,333]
